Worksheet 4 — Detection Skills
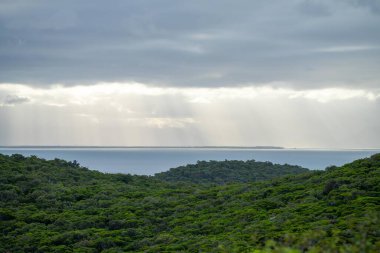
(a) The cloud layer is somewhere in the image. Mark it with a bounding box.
[1,83,379,148]
[1,1,379,147]
[0,0,379,88]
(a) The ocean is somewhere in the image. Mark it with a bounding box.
[0,148,378,175]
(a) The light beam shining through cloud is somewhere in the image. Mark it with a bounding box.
[0,82,379,148]
[0,0,379,147]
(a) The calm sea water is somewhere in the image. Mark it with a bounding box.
[0,148,379,175]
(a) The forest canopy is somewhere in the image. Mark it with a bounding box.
[0,153,379,252]
[155,159,309,185]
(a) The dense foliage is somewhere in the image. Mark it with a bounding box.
[155,160,309,185]
[0,153,379,252]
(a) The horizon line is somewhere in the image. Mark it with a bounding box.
[1,145,380,150]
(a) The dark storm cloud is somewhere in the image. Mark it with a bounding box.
[0,0,379,88]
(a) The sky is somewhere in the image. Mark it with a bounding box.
[0,0,380,148]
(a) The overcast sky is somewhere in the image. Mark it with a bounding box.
[0,0,379,148]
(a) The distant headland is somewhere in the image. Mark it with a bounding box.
[0,145,284,149]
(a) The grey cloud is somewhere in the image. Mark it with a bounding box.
[1,95,30,106]
[297,1,331,17]
[348,0,380,14]
[0,0,379,89]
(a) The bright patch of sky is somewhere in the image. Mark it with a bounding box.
[1,82,379,148]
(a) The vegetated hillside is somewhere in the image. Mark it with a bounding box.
[154,160,309,184]
[0,154,379,252]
